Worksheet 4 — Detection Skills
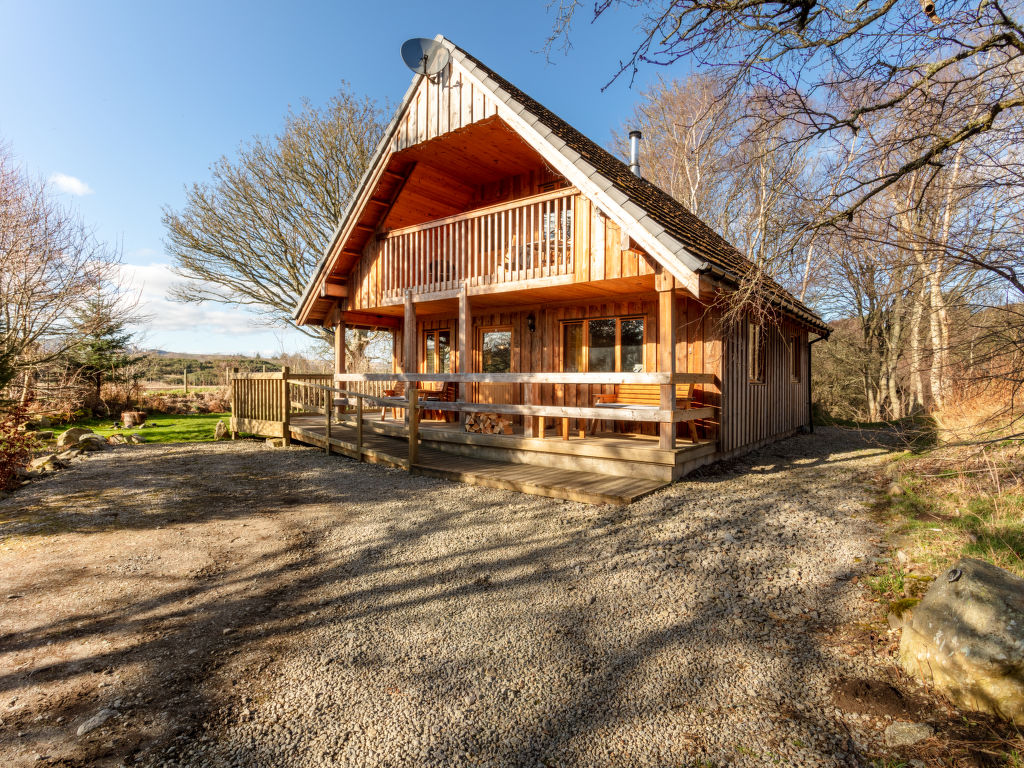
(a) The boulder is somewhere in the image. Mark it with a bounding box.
[214,419,229,441]
[56,427,93,449]
[900,557,1024,724]
[57,448,83,462]
[28,454,62,473]
[127,433,145,444]
[265,437,286,448]
[108,434,128,446]
[77,434,110,452]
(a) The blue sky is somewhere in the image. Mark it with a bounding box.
[0,1,660,356]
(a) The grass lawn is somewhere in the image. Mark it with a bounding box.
[867,441,1024,613]
[51,412,231,444]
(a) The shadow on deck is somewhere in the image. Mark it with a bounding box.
[286,413,716,505]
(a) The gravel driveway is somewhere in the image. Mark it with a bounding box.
[1,429,943,768]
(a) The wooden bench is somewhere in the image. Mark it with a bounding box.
[592,382,700,443]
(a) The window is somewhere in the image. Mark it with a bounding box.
[423,329,451,374]
[481,328,512,373]
[790,335,801,382]
[562,317,645,373]
[748,322,766,383]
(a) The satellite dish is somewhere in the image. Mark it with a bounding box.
[401,38,450,77]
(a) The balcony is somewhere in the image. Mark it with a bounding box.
[376,187,577,302]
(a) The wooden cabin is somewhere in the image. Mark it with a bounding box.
[280,36,829,500]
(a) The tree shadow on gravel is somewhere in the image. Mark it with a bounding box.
[0,431,985,768]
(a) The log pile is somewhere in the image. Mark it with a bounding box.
[465,412,513,435]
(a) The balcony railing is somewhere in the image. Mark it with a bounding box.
[378,187,576,300]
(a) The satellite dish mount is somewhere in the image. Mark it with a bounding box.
[401,38,451,82]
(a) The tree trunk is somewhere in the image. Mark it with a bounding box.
[909,279,926,411]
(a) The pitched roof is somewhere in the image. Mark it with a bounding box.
[296,36,829,335]
[449,43,829,335]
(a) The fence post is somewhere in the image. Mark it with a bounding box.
[356,394,364,461]
[230,367,239,439]
[407,386,419,469]
[281,366,291,445]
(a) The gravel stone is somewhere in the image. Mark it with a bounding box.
[5,428,910,767]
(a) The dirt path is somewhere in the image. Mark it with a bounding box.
[0,431,976,767]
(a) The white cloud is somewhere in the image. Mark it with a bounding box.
[49,172,94,196]
[117,262,310,355]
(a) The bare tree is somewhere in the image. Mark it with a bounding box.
[163,84,387,360]
[0,145,131,406]
[550,0,1023,223]
[616,74,822,329]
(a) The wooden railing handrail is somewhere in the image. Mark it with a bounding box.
[383,187,578,239]
[231,371,336,381]
[333,372,716,385]
[285,377,717,423]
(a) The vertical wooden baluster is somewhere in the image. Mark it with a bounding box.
[569,195,576,274]
[356,394,363,461]
[473,216,479,285]
[545,199,551,274]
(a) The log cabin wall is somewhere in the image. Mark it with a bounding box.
[719,320,809,453]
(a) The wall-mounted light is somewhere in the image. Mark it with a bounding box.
[527,312,536,333]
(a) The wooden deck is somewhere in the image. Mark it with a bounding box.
[286,414,683,505]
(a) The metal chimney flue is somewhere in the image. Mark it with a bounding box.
[628,130,642,177]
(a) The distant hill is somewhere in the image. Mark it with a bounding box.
[137,351,329,387]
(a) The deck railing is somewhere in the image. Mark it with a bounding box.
[230,369,389,440]
[231,369,718,466]
[332,372,716,429]
[379,187,576,300]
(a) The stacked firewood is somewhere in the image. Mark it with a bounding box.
[465,412,513,434]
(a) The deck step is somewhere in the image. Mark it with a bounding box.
[288,420,669,505]
[412,447,668,505]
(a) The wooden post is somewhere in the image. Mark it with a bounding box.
[281,365,291,446]
[404,291,417,374]
[183,367,189,395]
[407,386,419,468]
[523,382,536,438]
[230,367,239,439]
[356,394,364,461]
[658,275,676,450]
[324,391,331,455]
[335,309,347,375]
[458,283,470,426]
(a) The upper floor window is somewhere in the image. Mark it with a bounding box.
[563,317,645,373]
[748,322,766,384]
